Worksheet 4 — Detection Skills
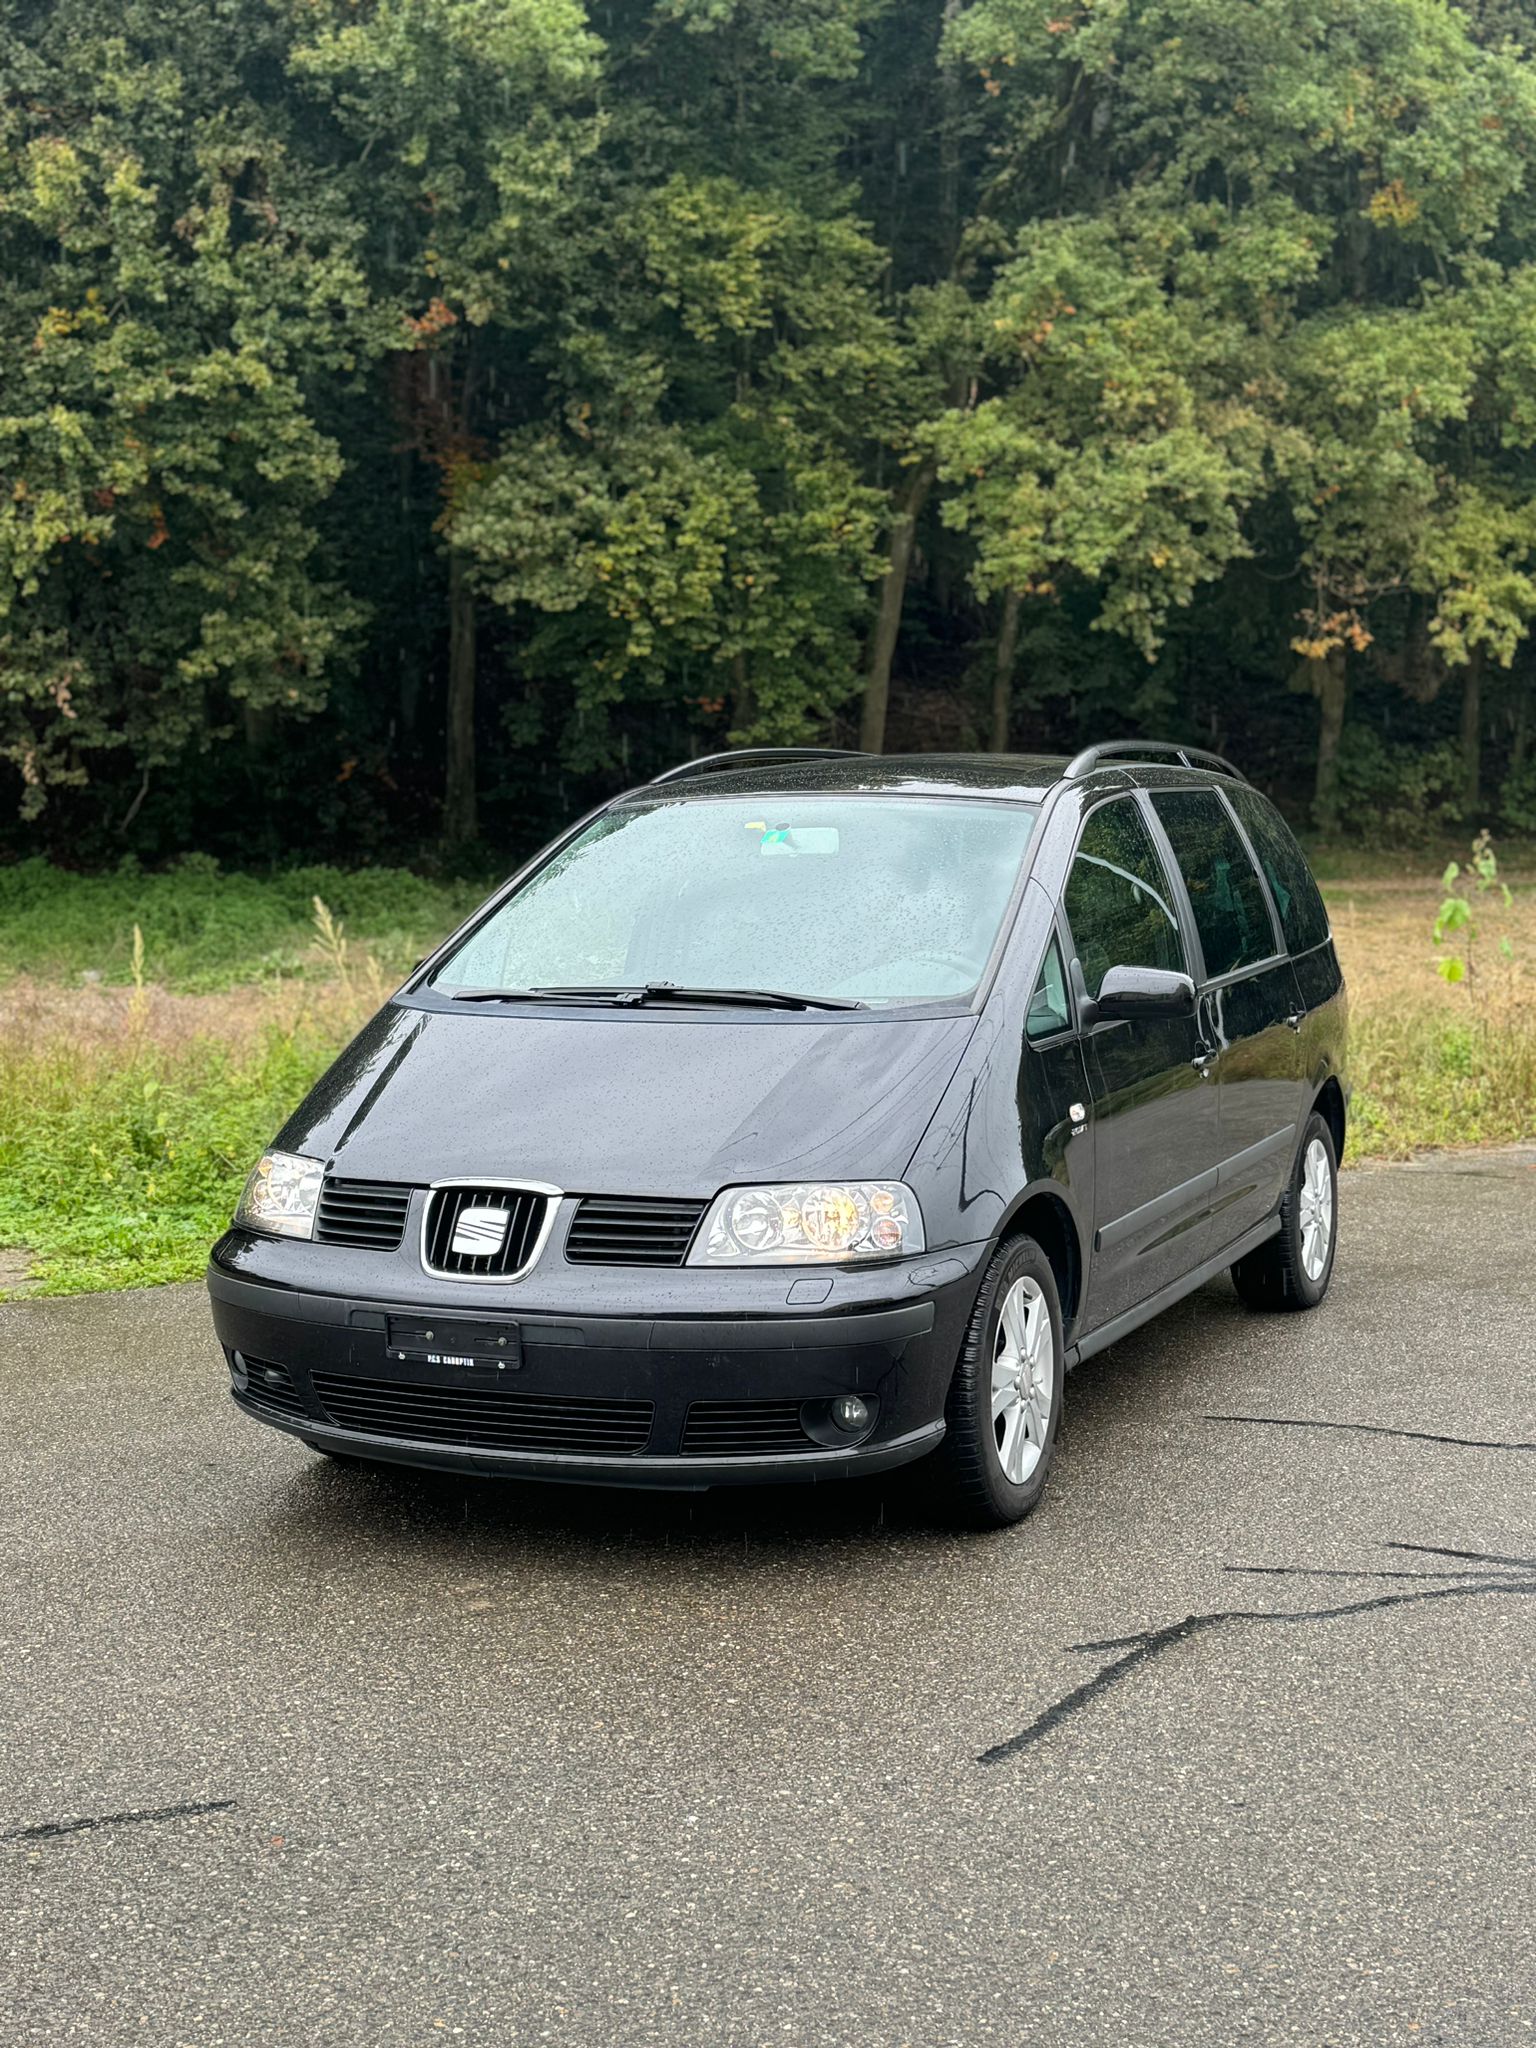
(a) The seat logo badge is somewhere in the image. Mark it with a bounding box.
[450,1204,510,1257]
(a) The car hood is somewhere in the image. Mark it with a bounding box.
[276,1000,978,1194]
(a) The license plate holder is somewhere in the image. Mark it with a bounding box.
[386,1314,522,1372]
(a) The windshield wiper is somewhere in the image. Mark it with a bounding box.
[447,986,620,1005]
[446,982,864,1011]
[623,983,865,1011]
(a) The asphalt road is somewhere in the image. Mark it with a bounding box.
[2,1153,1534,2048]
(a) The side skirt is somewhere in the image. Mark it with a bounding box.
[1064,1215,1281,1370]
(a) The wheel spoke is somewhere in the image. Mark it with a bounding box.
[997,1405,1026,1482]
[1026,1298,1050,1371]
[1001,1286,1029,1358]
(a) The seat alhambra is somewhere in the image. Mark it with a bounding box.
[208,742,1347,1526]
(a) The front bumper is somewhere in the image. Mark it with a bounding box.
[206,1240,985,1489]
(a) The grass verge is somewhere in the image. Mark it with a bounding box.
[0,855,483,990]
[0,983,370,1296]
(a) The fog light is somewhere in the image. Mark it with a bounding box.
[830,1394,871,1434]
[229,1350,249,1392]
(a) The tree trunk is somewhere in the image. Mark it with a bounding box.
[1459,645,1484,813]
[860,461,935,754]
[990,589,1021,753]
[730,650,754,735]
[443,548,478,845]
[937,0,965,269]
[1310,651,1347,835]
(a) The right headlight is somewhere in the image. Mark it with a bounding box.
[689,1181,924,1265]
[233,1149,324,1240]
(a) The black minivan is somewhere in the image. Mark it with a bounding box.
[208,742,1347,1526]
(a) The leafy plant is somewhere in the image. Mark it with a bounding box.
[1433,829,1515,993]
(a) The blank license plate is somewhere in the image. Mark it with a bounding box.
[385,1314,522,1371]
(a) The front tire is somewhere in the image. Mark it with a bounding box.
[1231,1110,1338,1311]
[930,1236,1063,1528]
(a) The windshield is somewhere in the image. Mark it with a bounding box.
[433,794,1038,1006]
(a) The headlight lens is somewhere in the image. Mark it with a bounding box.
[234,1150,324,1240]
[691,1181,924,1265]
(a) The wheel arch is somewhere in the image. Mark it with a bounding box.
[995,1185,1084,1338]
[1314,1074,1347,1160]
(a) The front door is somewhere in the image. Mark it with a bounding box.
[1062,795,1224,1335]
[1149,788,1309,1251]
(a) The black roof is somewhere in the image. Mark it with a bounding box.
[623,747,1244,807]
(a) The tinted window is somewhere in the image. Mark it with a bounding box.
[1064,799,1185,1000]
[1026,934,1070,1040]
[1151,789,1276,980]
[434,794,1037,1007]
[1227,786,1331,955]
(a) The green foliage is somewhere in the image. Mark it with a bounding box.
[1334,731,1466,844]
[3,0,1536,853]
[0,856,479,989]
[0,1017,342,1294]
[0,0,378,815]
[1433,827,1515,989]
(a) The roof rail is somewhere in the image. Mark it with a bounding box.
[1063,740,1247,784]
[648,746,869,789]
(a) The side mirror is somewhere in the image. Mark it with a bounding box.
[1092,964,1196,1024]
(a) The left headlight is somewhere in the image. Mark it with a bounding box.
[690,1181,924,1266]
[234,1149,324,1240]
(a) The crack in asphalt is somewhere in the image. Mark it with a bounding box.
[4,1798,236,1843]
[1204,1412,1536,1452]
[978,1549,1536,1766]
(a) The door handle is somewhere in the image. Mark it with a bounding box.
[1191,1046,1217,1079]
[1283,1009,1306,1032]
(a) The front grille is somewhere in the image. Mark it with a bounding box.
[315,1177,412,1251]
[312,1373,653,1456]
[422,1185,550,1278]
[565,1195,708,1266]
[680,1400,816,1457]
[239,1355,308,1420]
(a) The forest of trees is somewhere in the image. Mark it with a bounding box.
[6,0,1536,865]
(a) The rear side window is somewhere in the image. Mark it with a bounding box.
[1151,789,1276,980]
[1063,798,1186,1000]
[1226,786,1332,955]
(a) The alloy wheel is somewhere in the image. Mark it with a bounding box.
[1298,1136,1334,1281]
[990,1275,1055,1485]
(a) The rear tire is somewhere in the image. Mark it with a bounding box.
[1230,1110,1338,1311]
[929,1236,1063,1529]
